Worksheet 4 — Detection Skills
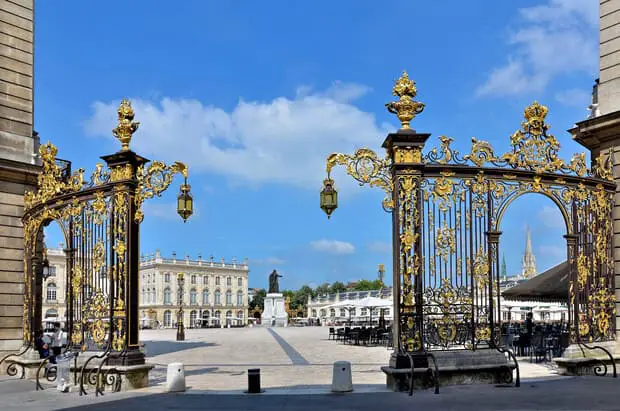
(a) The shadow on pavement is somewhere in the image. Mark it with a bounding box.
[143,341,217,356]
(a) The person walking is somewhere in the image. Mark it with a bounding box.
[50,322,63,360]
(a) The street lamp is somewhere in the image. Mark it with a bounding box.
[41,249,51,281]
[176,272,185,341]
[177,178,193,223]
[319,176,338,219]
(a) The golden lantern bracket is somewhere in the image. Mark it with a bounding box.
[134,160,192,223]
[322,148,394,216]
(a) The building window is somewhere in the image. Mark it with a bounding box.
[49,266,57,277]
[191,275,196,285]
[164,288,171,304]
[46,283,57,301]
[203,276,208,285]
[238,277,242,287]
[215,276,220,286]
[190,289,197,305]
[215,310,221,324]
[312,310,317,317]
[237,310,243,319]
[164,273,170,282]
[226,290,232,305]
[226,310,232,325]
[330,309,336,317]
[227,277,232,286]
[320,309,326,317]
[215,290,221,305]
[237,291,243,306]
[45,308,58,318]
[164,310,171,327]
[203,289,209,305]
[190,310,197,327]
[340,308,346,317]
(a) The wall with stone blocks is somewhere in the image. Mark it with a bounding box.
[0,0,36,354]
[0,0,35,164]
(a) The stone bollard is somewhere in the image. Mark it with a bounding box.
[247,368,262,394]
[166,362,186,392]
[331,361,353,393]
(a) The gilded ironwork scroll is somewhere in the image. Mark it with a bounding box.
[19,100,192,370]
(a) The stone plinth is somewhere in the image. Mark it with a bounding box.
[382,349,515,392]
[554,342,619,376]
[261,293,288,327]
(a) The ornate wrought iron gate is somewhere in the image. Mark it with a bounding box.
[2,100,192,390]
[322,72,616,360]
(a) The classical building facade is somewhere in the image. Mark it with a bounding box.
[306,288,394,325]
[0,0,39,355]
[41,248,68,321]
[139,251,250,328]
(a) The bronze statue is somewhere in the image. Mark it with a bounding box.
[268,269,282,293]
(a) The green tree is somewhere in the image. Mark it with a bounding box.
[293,285,315,309]
[315,283,331,296]
[249,288,266,312]
[330,281,347,294]
[353,279,383,291]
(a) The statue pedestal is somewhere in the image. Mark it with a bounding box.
[261,293,288,327]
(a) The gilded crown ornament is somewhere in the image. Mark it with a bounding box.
[113,99,140,152]
[385,71,425,129]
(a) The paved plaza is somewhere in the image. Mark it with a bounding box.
[1,326,594,410]
[141,327,560,391]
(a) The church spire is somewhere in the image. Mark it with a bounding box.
[522,225,536,278]
[501,254,507,280]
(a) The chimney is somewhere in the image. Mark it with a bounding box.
[198,253,202,266]
[172,252,177,263]
[210,255,214,266]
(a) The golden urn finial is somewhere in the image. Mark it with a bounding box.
[112,99,140,152]
[386,71,425,130]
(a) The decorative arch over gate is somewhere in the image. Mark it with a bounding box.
[321,72,616,366]
[1,100,193,393]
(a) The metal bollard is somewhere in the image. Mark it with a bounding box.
[247,368,262,394]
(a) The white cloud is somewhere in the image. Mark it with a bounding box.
[537,205,566,230]
[367,241,392,254]
[554,88,591,108]
[84,82,392,191]
[310,239,356,255]
[476,0,597,96]
[538,245,565,258]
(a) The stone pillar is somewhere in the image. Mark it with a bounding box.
[571,3,620,346]
[0,0,39,357]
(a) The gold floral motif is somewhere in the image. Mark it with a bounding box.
[578,313,590,338]
[112,319,125,351]
[83,289,110,347]
[385,71,425,129]
[475,326,491,341]
[72,265,82,296]
[71,324,83,345]
[436,221,456,263]
[394,147,422,163]
[93,241,106,273]
[113,99,140,152]
[110,164,133,181]
[594,151,613,181]
[24,142,84,210]
[464,137,499,167]
[472,246,489,290]
[576,254,588,291]
[92,192,107,225]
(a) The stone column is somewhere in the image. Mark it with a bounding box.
[0,0,39,357]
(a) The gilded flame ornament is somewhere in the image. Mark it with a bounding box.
[385,71,425,129]
[113,99,140,152]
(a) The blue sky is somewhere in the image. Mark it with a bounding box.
[36,1,598,290]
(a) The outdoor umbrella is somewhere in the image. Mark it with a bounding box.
[354,296,391,326]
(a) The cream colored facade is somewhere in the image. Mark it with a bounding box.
[41,248,68,322]
[139,251,250,328]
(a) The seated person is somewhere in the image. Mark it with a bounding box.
[34,330,50,359]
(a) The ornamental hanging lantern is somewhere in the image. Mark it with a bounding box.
[320,177,338,219]
[177,178,193,223]
[41,253,51,280]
